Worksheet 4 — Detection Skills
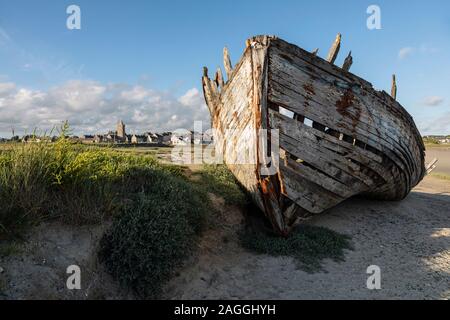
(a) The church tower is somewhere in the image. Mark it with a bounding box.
[117,120,126,138]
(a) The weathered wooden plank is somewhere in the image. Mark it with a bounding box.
[326,33,341,64]
[270,46,413,145]
[391,74,397,100]
[272,37,426,163]
[268,50,417,181]
[268,81,411,196]
[268,73,409,171]
[426,158,438,174]
[279,162,345,214]
[283,155,358,198]
[271,41,422,192]
[279,130,378,188]
[267,42,423,194]
[271,39,423,170]
[268,64,419,186]
[250,37,287,234]
[215,68,225,89]
[223,47,233,80]
[269,109,394,182]
[342,51,353,71]
[270,109,381,163]
[212,47,268,217]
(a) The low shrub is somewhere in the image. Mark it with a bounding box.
[240,225,353,273]
[98,169,208,298]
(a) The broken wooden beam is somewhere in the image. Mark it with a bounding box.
[391,74,397,100]
[215,67,225,89]
[223,47,233,80]
[342,51,353,71]
[202,66,219,114]
[426,158,438,174]
[326,33,341,64]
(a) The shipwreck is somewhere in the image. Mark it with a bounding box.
[202,35,426,235]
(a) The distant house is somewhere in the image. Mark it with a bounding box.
[144,132,172,144]
[423,135,450,144]
[145,132,161,143]
[160,132,172,144]
[170,131,213,145]
[131,134,147,144]
[104,132,118,143]
[80,135,95,143]
[104,131,129,143]
[171,133,191,145]
[93,134,103,143]
[22,135,41,143]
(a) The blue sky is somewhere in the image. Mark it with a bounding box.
[0,0,449,136]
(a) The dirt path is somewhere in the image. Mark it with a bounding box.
[163,176,450,300]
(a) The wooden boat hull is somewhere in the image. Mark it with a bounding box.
[202,36,425,235]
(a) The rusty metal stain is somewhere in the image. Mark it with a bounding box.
[303,83,315,96]
[335,88,361,130]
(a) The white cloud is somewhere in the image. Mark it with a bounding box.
[398,44,439,60]
[420,112,450,135]
[423,96,444,107]
[179,88,201,106]
[48,80,107,112]
[398,47,414,59]
[120,85,151,102]
[0,80,210,136]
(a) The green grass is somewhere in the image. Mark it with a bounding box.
[240,225,353,273]
[0,125,187,237]
[425,143,450,149]
[192,164,248,206]
[0,142,158,236]
[430,172,450,181]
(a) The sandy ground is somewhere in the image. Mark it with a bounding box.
[1,176,449,300]
[163,176,450,300]
[0,223,132,300]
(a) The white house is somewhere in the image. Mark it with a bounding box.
[171,133,191,145]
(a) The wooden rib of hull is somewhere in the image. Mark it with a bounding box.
[202,35,425,235]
